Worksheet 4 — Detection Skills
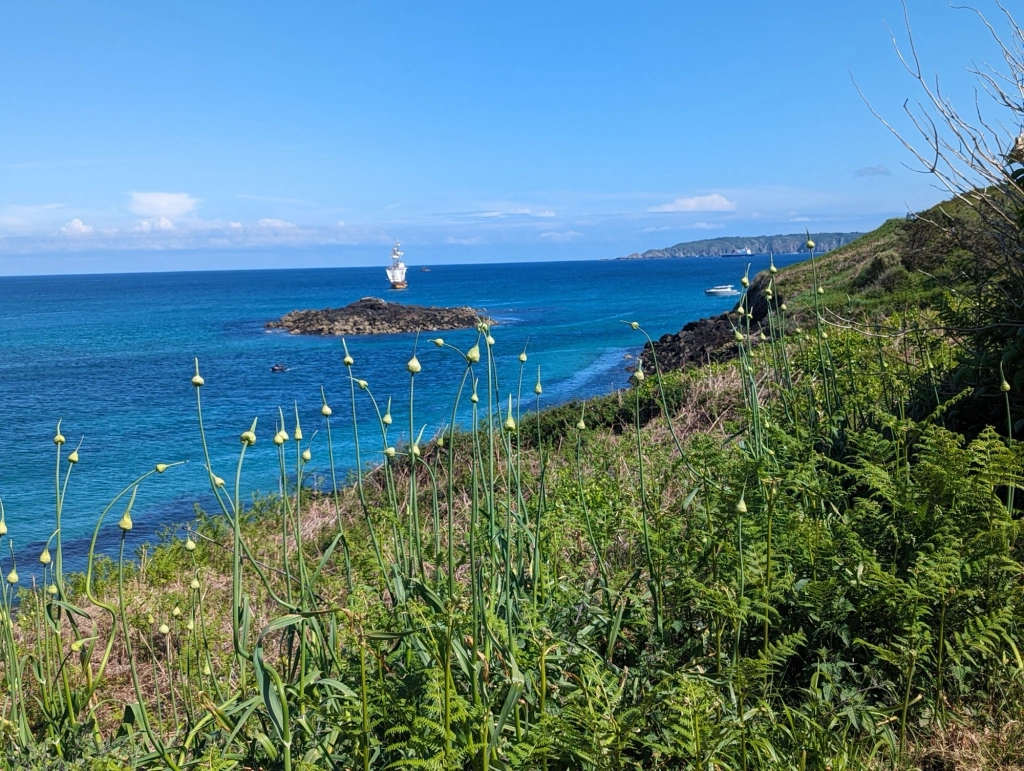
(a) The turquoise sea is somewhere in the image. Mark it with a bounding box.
[0,254,805,578]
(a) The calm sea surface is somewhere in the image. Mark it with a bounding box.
[0,254,805,577]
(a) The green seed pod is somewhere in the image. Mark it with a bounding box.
[155,463,168,473]
[185,537,196,551]
[385,447,396,458]
[39,547,51,565]
[6,569,17,585]
[321,403,332,416]
[190,577,200,590]
[466,344,481,363]
[433,338,444,347]
[302,449,311,462]
[158,623,170,636]
[54,432,66,446]
[407,355,421,374]
[736,497,747,514]
[119,512,133,531]
[519,351,527,363]
[240,430,256,446]
[67,450,79,464]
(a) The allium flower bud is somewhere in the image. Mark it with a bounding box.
[576,418,586,430]
[357,379,368,390]
[302,449,311,462]
[192,374,204,387]
[273,431,285,446]
[1002,379,1011,392]
[6,569,17,584]
[158,623,170,636]
[119,512,133,531]
[202,663,211,676]
[433,338,444,347]
[185,537,196,551]
[817,286,824,295]
[0,519,7,536]
[486,335,495,346]
[54,432,66,446]
[519,352,527,363]
[466,345,481,363]
[190,578,200,590]
[147,614,155,624]
[321,404,332,417]
[411,444,420,457]
[736,497,747,514]
[630,321,640,330]
[407,355,421,374]
[155,463,168,473]
[293,426,302,441]
[534,380,542,395]
[741,276,749,288]
[47,584,58,596]
[39,548,51,565]
[214,476,225,488]
[821,331,828,340]
[437,435,445,448]
[806,239,815,250]
[344,355,354,366]
[504,396,516,432]
[240,430,256,446]
[769,260,778,275]
[764,290,772,301]
[780,303,787,311]
[187,619,194,631]
[172,606,181,618]
[385,447,396,458]
[382,412,392,425]
[71,639,83,653]
[633,364,645,383]
[471,392,479,404]
[734,330,744,343]
[67,450,79,464]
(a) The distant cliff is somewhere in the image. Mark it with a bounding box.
[619,232,865,260]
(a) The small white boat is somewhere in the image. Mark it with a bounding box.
[704,284,740,297]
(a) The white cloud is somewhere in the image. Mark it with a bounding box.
[229,221,243,230]
[540,230,583,242]
[649,193,736,213]
[855,165,892,177]
[536,210,556,218]
[154,216,175,231]
[256,218,298,229]
[60,218,94,235]
[336,220,346,227]
[641,226,673,233]
[128,191,199,219]
[444,236,484,246]
[690,222,724,230]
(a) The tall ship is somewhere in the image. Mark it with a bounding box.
[386,241,408,290]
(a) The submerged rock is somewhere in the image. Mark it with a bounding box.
[266,297,493,336]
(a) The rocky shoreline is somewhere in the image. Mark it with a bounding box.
[266,297,493,336]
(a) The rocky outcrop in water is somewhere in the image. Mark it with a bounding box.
[266,297,493,336]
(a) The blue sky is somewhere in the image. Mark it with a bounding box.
[0,1,1012,273]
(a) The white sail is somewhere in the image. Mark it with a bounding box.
[386,241,408,287]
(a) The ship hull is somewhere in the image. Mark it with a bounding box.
[390,281,408,290]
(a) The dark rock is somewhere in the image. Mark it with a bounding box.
[266,297,493,337]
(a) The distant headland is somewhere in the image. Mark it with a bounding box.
[266,297,493,336]
[619,231,864,260]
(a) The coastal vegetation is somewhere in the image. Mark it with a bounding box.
[1,189,1023,770]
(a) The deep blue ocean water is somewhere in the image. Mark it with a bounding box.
[0,254,805,578]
